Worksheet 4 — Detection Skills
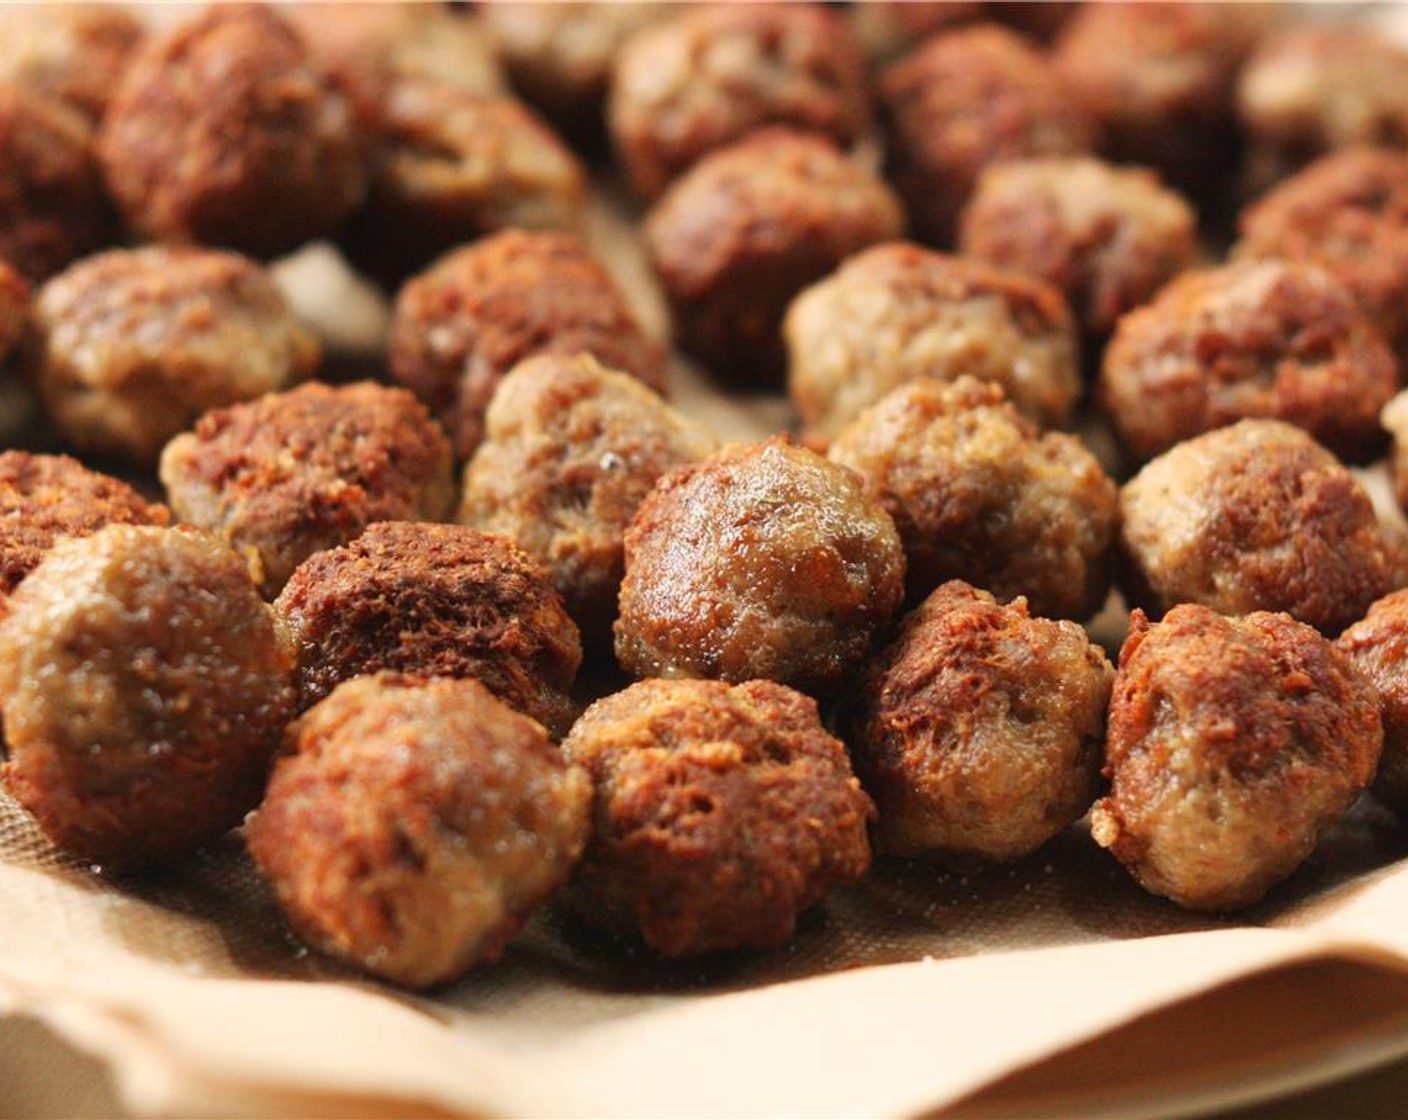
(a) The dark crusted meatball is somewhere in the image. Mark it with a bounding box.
[389,229,668,460]
[27,246,320,465]
[274,522,581,737]
[560,677,873,957]
[457,354,718,652]
[0,261,28,364]
[0,4,144,123]
[645,128,904,384]
[1099,259,1399,466]
[852,581,1113,864]
[829,377,1118,620]
[958,157,1200,338]
[1339,590,1408,817]
[879,23,1094,247]
[608,2,872,201]
[0,524,295,870]
[786,242,1080,442]
[1093,605,1382,911]
[248,673,590,989]
[1119,419,1394,636]
[98,4,366,259]
[160,381,455,599]
[615,437,904,693]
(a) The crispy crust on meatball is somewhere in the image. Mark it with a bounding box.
[0,5,144,123]
[1338,590,1408,817]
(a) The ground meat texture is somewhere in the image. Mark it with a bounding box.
[645,128,904,385]
[389,229,668,460]
[1118,419,1393,636]
[560,677,873,958]
[786,242,1080,443]
[1099,260,1399,467]
[608,3,871,202]
[1339,590,1408,816]
[958,157,1200,338]
[247,673,590,989]
[98,4,366,259]
[159,381,455,600]
[28,246,320,465]
[0,261,28,364]
[0,524,294,871]
[274,522,581,738]
[879,23,1094,247]
[1093,605,1381,911]
[829,377,1117,620]
[457,354,718,653]
[616,437,904,693]
[0,5,144,123]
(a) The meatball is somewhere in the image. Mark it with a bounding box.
[1118,419,1394,636]
[1093,604,1382,911]
[0,4,144,123]
[457,354,718,652]
[1381,390,1408,516]
[829,377,1117,620]
[389,229,668,460]
[616,437,904,693]
[248,673,590,989]
[645,128,904,384]
[0,524,295,870]
[98,4,366,259]
[274,521,581,737]
[852,581,1113,864]
[28,246,320,465]
[958,157,1200,338]
[0,261,28,364]
[879,23,1094,246]
[786,242,1080,442]
[159,381,455,599]
[1099,259,1399,466]
[1338,590,1408,817]
[560,678,873,957]
[849,2,982,66]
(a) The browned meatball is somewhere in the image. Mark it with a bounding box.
[616,437,904,693]
[561,677,873,957]
[274,522,581,737]
[389,229,668,460]
[98,4,366,259]
[1236,147,1408,364]
[1338,590,1408,817]
[852,581,1113,864]
[608,3,872,201]
[27,246,320,465]
[0,82,112,282]
[458,354,718,651]
[1093,605,1382,911]
[958,157,1199,338]
[645,128,904,384]
[1119,419,1394,636]
[159,381,455,599]
[785,242,1080,442]
[0,524,295,870]
[1099,260,1399,466]
[829,377,1117,620]
[0,260,28,364]
[248,673,590,988]
[0,5,144,123]
[879,23,1094,246]
[849,2,982,66]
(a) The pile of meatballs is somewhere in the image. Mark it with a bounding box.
[3,1,1408,991]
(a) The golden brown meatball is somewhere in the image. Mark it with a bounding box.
[958,157,1199,337]
[389,229,668,460]
[247,673,590,989]
[27,246,320,465]
[0,524,295,870]
[1099,259,1399,466]
[829,377,1117,620]
[879,23,1094,246]
[1118,419,1394,636]
[616,437,904,693]
[274,521,581,737]
[159,381,455,599]
[852,581,1113,864]
[0,5,144,123]
[1338,590,1408,817]
[457,354,718,652]
[645,128,904,384]
[98,4,366,259]
[1093,605,1382,911]
[560,677,873,957]
[786,242,1080,442]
